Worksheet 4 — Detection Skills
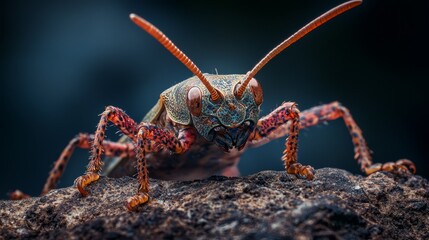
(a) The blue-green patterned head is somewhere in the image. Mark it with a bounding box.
[162,74,263,151]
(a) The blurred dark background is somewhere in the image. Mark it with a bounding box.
[1,0,427,197]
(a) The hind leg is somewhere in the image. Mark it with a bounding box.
[10,133,135,200]
[250,101,415,177]
[299,101,415,174]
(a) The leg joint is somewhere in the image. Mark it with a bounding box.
[286,102,300,119]
[70,133,92,148]
[328,101,351,116]
[137,124,183,154]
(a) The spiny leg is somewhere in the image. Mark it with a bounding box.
[45,134,135,195]
[75,106,139,197]
[252,102,315,180]
[299,101,415,175]
[250,101,415,176]
[10,133,135,200]
[126,125,196,211]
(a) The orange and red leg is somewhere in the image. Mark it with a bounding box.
[74,106,140,196]
[126,125,196,210]
[12,105,196,211]
[10,133,135,200]
[12,106,140,200]
[252,102,315,180]
[48,133,135,196]
[250,101,415,178]
[71,106,196,210]
[299,101,415,174]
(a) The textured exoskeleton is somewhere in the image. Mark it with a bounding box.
[11,0,416,210]
[105,74,261,181]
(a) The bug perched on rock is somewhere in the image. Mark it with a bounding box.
[11,0,416,210]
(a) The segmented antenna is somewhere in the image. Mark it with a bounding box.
[130,14,220,101]
[236,0,362,98]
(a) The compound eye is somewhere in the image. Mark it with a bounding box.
[249,78,263,105]
[187,87,203,116]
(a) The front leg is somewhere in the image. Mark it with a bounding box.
[74,106,139,197]
[252,102,315,180]
[126,124,196,211]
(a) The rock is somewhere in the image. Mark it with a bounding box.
[1,168,428,239]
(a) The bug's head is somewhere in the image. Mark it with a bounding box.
[183,74,262,151]
[130,0,362,151]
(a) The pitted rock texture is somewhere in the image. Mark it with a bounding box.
[1,168,428,239]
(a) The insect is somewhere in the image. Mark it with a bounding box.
[11,0,416,210]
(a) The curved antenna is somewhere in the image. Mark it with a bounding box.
[130,14,220,101]
[236,0,362,98]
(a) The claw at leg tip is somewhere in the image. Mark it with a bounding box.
[74,173,99,197]
[396,159,416,174]
[9,190,30,200]
[306,170,315,180]
[76,184,88,197]
[126,193,149,211]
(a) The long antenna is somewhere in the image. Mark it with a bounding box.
[130,14,220,101]
[236,0,362,98]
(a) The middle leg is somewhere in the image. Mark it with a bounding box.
[126,125,196,210]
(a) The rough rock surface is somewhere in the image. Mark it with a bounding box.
[1,168,428,239]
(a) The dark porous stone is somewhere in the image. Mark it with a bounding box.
[1,168,428,239]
